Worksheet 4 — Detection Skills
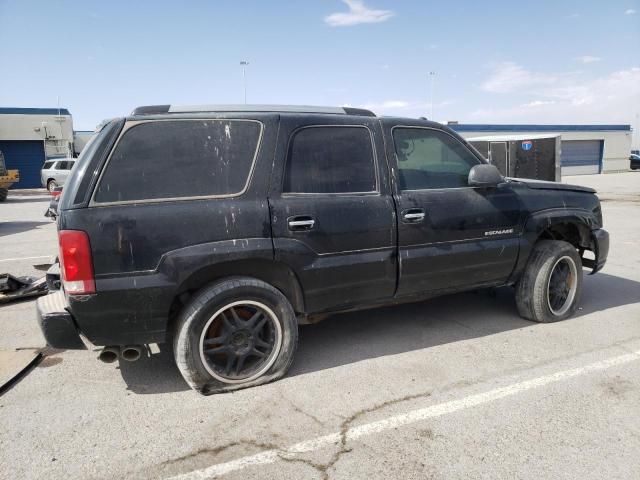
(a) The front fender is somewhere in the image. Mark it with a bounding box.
[508,208,598,283]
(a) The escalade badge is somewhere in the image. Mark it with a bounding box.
[484,228,514,236]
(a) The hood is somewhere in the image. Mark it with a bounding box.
[506,177,596,194]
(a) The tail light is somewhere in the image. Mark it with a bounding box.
[58,230,96,294]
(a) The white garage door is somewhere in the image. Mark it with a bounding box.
[561,140,602,175]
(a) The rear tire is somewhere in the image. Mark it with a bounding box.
[0,188,7,202]
[515,240,583,323]
[173,277,298,394]
[47,180,58,192]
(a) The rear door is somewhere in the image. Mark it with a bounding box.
[269,115,396,313]
[382,121,521,296]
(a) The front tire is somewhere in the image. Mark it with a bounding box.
[515,240,583,323]
[173,277,298,394]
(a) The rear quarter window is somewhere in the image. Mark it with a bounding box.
[93,119,262,203]
[42,161,55,169]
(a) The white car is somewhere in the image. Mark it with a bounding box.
[40,158,76,191]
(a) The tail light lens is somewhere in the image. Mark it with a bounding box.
[58,230,96,294]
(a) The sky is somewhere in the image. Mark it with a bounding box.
[1,0,639,137]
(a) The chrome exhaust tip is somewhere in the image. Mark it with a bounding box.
[98,346,120,363]
[121,345,142,362]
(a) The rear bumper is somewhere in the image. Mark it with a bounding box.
[583,228,609,274]
[36,290,86,350]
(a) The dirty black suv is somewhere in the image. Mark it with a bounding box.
[37,105,609,394]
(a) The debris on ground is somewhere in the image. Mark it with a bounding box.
[0,273,49,304]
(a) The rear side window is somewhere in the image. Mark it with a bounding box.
[42,161,55,169]
[93,119,262,203]
[283,126,377,194]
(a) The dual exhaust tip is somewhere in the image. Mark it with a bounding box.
[98,345,142,363]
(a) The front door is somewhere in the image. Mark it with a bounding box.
[385,124,521,297]
[269,118,397,313]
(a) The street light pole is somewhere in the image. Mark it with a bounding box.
[429,71,436,119]
[240,61,249,104]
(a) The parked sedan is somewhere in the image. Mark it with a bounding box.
[630,154,640,170]
[40,158,76,191]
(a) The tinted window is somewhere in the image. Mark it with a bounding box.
[393,128,480,190]
[94,119,262,203]
[42,161,55,170]
[69,119,124,207]
[283,126,376,194]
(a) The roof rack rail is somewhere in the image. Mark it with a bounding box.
[131,105,170,115]
[131,104,376,117]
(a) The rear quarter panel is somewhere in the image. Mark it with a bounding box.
[59,114,279,345]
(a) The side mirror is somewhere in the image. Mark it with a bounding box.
[468,164,503,188]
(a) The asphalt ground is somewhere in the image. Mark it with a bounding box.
[0,172,639,479]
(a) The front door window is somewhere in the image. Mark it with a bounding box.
[393,128,481,190]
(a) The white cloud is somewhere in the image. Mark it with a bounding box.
[470,66,640,123]
[521,100,556,108]
[325,0,394,27]
[576,55,602,64]
[625,9,636,14]
[480,62,557,93]
[362,100,410,110]
[355,99,455,117]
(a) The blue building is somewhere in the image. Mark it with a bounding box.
[449,123,632,175]
[0,107,74,188]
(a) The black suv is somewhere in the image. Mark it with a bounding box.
[37,105,609,394]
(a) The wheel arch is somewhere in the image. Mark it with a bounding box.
[510,209,596,283]
[166,258,306,335]
[536,220,591,250]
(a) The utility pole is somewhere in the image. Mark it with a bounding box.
[429,71,436,119]
[240,61,249,104]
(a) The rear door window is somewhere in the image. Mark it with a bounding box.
[283,126,377,194]
[93,119,262,203]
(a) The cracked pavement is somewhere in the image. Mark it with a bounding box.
[1,173,640,479]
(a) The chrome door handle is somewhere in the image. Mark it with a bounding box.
[289,220,315,228]
[288,216,315,231]
[402,209,425,223]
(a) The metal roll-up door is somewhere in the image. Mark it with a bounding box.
[0,140,46,188]
[561,140,602,175]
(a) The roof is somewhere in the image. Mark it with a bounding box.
[0,107,71,116]
[449,124,631,132]
[131,104,376,117]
